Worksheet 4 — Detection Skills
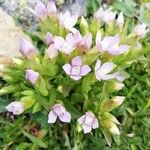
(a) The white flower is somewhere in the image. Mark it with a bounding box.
[5,101,24,115]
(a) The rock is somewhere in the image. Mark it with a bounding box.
[0,8,30,76]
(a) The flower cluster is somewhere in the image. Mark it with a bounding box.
[1,1,148,146]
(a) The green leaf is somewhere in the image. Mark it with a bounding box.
[21,131,48,148]
[21,96,35,110]
[0,98,8,113]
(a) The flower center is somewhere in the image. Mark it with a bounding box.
[53,106,65,116]
[84,115,94,126]
[71,66,81,76]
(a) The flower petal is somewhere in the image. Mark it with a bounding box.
[77,115,85,125]
[70,75,81,81]
[54,36,65,50]
[59,111,71,123]
[95,59,101,71]
[82,124,92,134]
[71,56,82,66]
[100,74,115,80]
[99,62,115,75]
[62,64,72,75]
[80,65,91,76]
[92,118,99,129]
[48,111,57,123]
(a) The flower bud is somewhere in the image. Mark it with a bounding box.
[112,96,125,107]
[47,0,57,16]
[5,101,24,115]
[25,69,39,85]
[80,16,89,35]
[116,12,124,29]
[109,123,120,135]
[45,32,54,46]
[20,38,37,59]
[34,2,47,20]
[12,58,24,66]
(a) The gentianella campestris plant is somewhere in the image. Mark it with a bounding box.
[0,0,148,147]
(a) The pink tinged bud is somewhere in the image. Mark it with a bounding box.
[59,11,78,31]
[133,23,148,38]
[20,38,37,59]
[5,101,24,115]
[77,112,99,134]
[48,104,71,123]
[45,32,54,46]
[46,44,58,59]
[62,56,91,81]
[95,59,115,81]
[25,69,39,85]
[116,12,124,28]
[34,2,47,20]
[47,0,57,15]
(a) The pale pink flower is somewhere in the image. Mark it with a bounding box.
[54,33,75,54]
[95,59,115,80]
[63,56,91,81]
[5,101,24,115]
[46,44,58,59]
[96,34,129,56]
[59,11,78,31]
[48,104,71,123]
[133,23,148,38]
[74,32,92,52]
[78,112,99,134]
[25,69,39,85]
[20,38,37,59]
[94,7,116,24]
[45,32,54,46]
[34,2,47,20]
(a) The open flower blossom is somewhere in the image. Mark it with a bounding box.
[63,56,91,80]
[78,112,99,134]
[20,38,37,59]
[48,104,71,123]
[59,11,78,31]
[95,59,116,80]
[133,23,148,38]
[45,32,54,46]
[5,101,24,115]
[96,34,129,56]
[116,12,124,28]
[54,33,75,54]
[94,7,116,24]
[73,32,92,52]
[34,2,47,20]
[25,69,40,85]
[46,44,58,59]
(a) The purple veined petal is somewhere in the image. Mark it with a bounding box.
[62,64,72,75]
[71,56,82,66]
[34,2,47,20]
[95,59,101,71]
[99,74,115,80]
[112,35,120,45]
[46,44,58,59]
[73,31,82,46]
[70,75,81,81]
[84,33,92,49]
[80,65,91,76]
[47,0,57,14]
[99,62,115,75]
[82,124,92,134]
[113,71,126,82]
[48,110,57,123]
[101,36,114,50]
[59,111,71,123]
[66,33,75,48]
[77,115,86,125]
[92,118,99,129]
[96,31,102,46]
[54,36,65,50]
